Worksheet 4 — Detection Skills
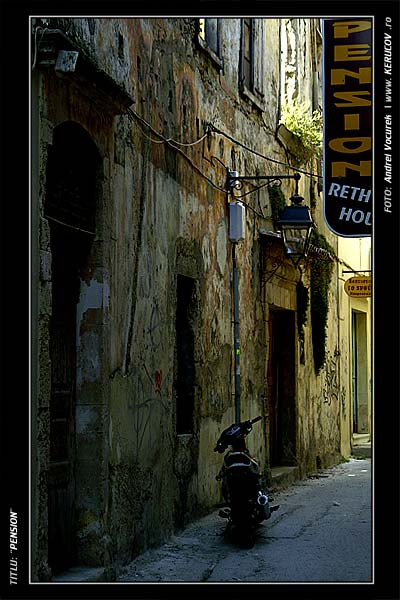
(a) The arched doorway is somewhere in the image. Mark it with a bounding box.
[44,122,99,573]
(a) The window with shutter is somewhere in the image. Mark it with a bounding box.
[240,18,265,110]
[198,18,223,69]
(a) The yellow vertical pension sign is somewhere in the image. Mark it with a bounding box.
[344,275,372,297]
[323,19,373,237]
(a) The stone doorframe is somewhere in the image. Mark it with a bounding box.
[31,26,133,580]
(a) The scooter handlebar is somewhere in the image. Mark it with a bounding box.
[214,416,263,451]
[250,415,262,425]
[241,416,262,434]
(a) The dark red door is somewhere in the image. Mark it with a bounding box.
[267,310,296,467]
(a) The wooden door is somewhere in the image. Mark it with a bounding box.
[47,228,79,573]
[267,310,296,467]
[44,121,98,572]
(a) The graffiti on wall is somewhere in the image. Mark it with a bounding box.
[322,350,340,406]
[127,364,171,458]
[128,297,173,458]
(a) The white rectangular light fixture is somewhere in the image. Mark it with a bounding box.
[229,201,245,242]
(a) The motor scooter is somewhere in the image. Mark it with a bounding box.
[214,415,279,547]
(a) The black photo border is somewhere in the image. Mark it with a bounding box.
[1,1,399,599]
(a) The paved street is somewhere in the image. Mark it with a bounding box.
[118,458,372,584]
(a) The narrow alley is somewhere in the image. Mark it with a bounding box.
[27,17,375,586]
[117,457,372,584]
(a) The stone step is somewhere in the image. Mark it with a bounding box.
[353,434,371,446]
[352,444,372,458]
[270,465,300,491]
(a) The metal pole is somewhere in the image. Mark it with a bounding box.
[232,244,241,423]
[342,270,372,274]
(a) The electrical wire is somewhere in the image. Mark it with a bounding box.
[126,107,226,193]
[45,214,95,236]
[170,133,209,147]
[229,181,270,218]
[139,126,209,147]
[127,107,209,148]
[210,124,322,180]
[236,199,265,219]
[232,181,271,200]
[31,26,48,71]
[31,26,39,70]
[126,107,321,207]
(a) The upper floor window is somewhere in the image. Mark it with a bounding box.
[240,18,265,109]
[198,18,223,69]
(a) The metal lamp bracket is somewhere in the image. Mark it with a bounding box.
[227,170,301,195]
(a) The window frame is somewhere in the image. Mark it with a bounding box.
[239,18,265,111]
[197,18,223,70]
[175,273,197,435]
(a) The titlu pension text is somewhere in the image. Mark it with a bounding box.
[10,510,18,584]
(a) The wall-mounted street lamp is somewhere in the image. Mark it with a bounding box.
[227,170,314,266]
[275,174,314,266]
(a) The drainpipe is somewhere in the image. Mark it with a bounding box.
[232,244,241,423]
[227,172,245,423]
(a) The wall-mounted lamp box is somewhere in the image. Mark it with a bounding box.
[55,50,79,75]
[229,201,245,242]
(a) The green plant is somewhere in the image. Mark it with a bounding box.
[297,280,309,365]
[280,100,322,162]
[310,231,335,374]
[268,184,287,223]
[296,280,309,339]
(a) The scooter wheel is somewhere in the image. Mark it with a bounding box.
[238,527,255,549]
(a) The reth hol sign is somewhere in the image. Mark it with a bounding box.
[323,19,373,237]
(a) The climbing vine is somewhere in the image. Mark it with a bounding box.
[296,280,309,340]
[268,184,287,223]
[310,230,335,374]
[296,279,309,365]
[268,182,335,374]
